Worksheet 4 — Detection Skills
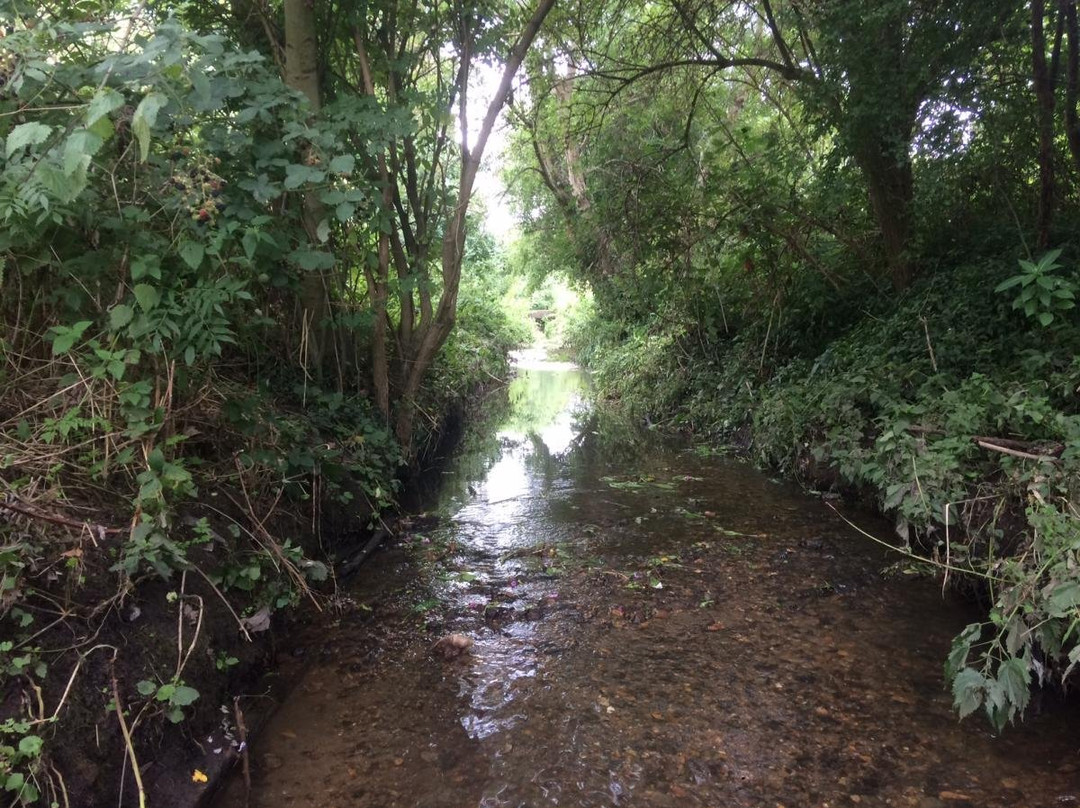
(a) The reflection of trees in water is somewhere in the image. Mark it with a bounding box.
[419,366,671,512]
[502,369,586,436]
[566,407,668,472]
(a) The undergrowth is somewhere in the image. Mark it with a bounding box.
[0,13,529,805]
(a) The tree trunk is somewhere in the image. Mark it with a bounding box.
[1032,0,1057,251]
[853,137,915,291]
[1063,0,1080,174]
[284,0,330,379]
[355,33,392,420]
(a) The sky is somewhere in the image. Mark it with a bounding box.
[465,60,521,244]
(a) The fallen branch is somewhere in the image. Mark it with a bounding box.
[825,502,1002,583]
[975,439,1060,463]
[338,527,389,578]
[0,498,125,536]
[191,565,252,642]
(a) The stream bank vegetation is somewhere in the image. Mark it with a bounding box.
[505,0,1080,731]
[0,0,548,803]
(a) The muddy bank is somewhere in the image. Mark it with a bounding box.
[211,357,1080,808]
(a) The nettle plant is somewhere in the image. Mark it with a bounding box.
[947,500,1080,730]
[995,249,1077,327]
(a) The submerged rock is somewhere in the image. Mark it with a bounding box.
[432,633,473,659]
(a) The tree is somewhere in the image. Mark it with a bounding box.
[338,0,557,449]
[541,0,1010,291]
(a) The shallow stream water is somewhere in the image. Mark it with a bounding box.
[216,353,1080,808]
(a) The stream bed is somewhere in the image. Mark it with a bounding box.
[215,353,1080,808]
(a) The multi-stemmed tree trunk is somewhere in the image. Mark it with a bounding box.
[391,0,558,449]
[281,0,556,453]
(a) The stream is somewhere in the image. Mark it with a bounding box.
[215,352,1080,808]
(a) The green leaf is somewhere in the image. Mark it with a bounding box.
[994,275,1023,293]
[951,667,985,719]
[110,304,135,329]
[17,735,43,758]
[133,284,161,311]
[131,256,161,281]
[136,680,157,696]
[52,321,92,355]
[139,477,162,501]
[179,241,205,270]
[242,230,259,259]
[946,623,981,679]
[283,163,325,190]
[170,685,199,706]
[63,129,104,175]
[88,114,115,142]
[1038,311,1054,326]
[1046,581,1080,616]
[288,249,335,271]
[328,154,355,174]
[316,219,331,243]
[5,122,52,158]
[131,91,168,162]
[86,87,125,125]
[996,657,1031,717]
[184,345,196,365]
[155,683,175,702]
